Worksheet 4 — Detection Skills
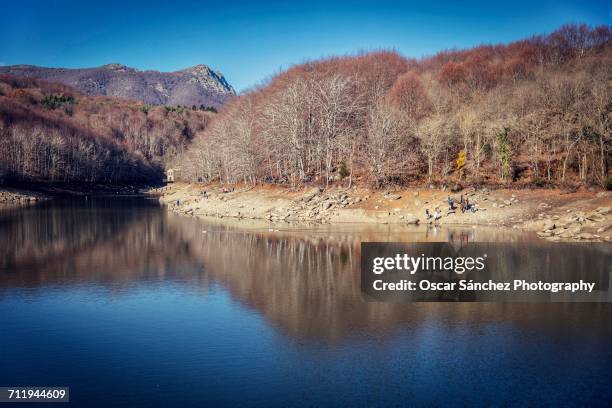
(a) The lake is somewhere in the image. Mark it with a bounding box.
[1,196,611,407]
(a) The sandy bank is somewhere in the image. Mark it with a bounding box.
[154,182,612,243]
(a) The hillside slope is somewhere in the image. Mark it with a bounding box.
[0,75,214,184]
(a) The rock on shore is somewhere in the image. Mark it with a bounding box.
[533,206,612,243]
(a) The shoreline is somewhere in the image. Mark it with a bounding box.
[154,182,612,243]
[0,182,155,209]
[3,181,610,243]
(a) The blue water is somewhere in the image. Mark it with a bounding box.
[1,197,611,407]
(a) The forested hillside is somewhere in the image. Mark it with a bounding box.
[0,76,214,184]
[182,24,611,189]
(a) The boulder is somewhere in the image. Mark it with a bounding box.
[596,207,610,215]
[403,214,420,224]
[597,223,612,233]
[587,213,605,222]
[384,193,402,200]
[302,188,322,203]
[450,183,463,192]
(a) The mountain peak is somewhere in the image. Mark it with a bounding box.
[102,62,132,69]
[184,64,211,71]
[179,64,235,95]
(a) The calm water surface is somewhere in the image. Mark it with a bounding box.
[1,197,611,407]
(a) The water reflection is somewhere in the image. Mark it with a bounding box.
[0,198,200,288]
[1,197,611,343]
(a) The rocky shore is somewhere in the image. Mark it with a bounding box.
[525,203,611,243]
[0,188,47,208]
[155,182,612,243]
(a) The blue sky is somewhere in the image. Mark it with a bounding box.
[0,0,610,92]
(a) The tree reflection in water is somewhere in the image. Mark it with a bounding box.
[1,197,611,343]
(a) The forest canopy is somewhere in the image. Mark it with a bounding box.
[181,24,612,189]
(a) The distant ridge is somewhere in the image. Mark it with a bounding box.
[0,63,236,108]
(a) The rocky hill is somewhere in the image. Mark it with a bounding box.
[0,63,235,108]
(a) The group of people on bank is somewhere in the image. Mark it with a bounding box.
[425,194,478,223]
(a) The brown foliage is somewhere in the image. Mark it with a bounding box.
[387,72,431,120]
[181,24,611,188]
[0,76,213,183]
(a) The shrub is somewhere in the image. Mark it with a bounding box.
[200,105,217,113]
[482,143,492,156]
[164,105,185,113]
[338,162,349,179]
[533,177,545,187]
[42,93,76,109]
[496,129,513,182]
[456,150,466,178]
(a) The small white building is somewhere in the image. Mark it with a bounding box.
[166,168,181,183]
